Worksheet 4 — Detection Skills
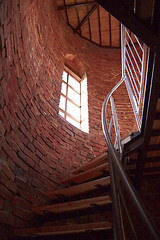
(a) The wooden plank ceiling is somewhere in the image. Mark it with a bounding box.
[57,0,121,48]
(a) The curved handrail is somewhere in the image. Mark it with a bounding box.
[102,77,160,239]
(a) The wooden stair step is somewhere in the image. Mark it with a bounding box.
[156,98,160,111]
[151,129,160,136]
[154,111,160,120]
[61,163,109,185]
[14,222,112,237]
[47,177,110,199]
[153,119,160,130]
[72,152,108,175]
[128,156,160,165]
[128,166,160,176]
[33,195,112,215]
[148,144,160,151]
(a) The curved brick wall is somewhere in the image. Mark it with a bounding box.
[0,0,137,239]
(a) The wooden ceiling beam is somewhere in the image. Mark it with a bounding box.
[75,0,81,35]
[95,0,158,50]
[58,1,95,10]
[74,4,98,33]
[97,5,102,45]
[85,0,92,41]
[63,0,69,25]
[109,14,112,47]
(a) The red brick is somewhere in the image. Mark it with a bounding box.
[39,160,48,171]
[35,149,44,160]
[27,142,35,152]
[1,78,9,105]
[13,155,29,172]
[0,160,15,181]
[23,147,39,163]
[28,168,42,181]
[0,86,5,109]
[15,218,28,228]
[0,210,15,226]
[0,184,12,200]
[0,121,6,135]
[14,208,33,221]
[0,198,4,209]
[15,177,31,191]
[7,180,17,193]
[0,137,15,159]
[3,200,13,213]
[18,131,28,145]
[31,178,46,192]
[41,170,49,178]
[12,196,31,211]
[11,130,24,150]
[19,124,32,142]
[26,105,35,119]
[16,108,25,122]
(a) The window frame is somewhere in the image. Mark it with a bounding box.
[59,66,82,127]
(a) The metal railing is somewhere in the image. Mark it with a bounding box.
[102,25,160,239]
[102,78,160,239]
[109,96,122,154]
[122,25,148,130]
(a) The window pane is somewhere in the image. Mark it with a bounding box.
[68,87,80,106]
[59,95,66,110]
[66,116,80,129]
[67,100,80,120]
[62,71,67,82]
[61,82,67,95]
[68,75,80,93]
[59,111,65,118]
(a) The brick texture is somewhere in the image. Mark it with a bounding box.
[0,0,138,238]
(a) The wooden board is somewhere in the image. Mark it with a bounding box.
[72,151,108,174]
[156,98,160,111]
[33,195,112,215]
[47,177,110,199]
[56,0,121,47]
[100,7,110,46]
[153,119,160,130]
[61,163,109,184]
[14,221,112,237]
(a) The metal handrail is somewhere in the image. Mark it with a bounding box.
[102,78,160,239]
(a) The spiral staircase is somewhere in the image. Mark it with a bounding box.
[14,0,160,239]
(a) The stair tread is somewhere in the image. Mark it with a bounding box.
[128,156,160,164]
[61,163,109,185]
[156,98,160,112]
[14,222,112,237]
[47,177,110,199]
[155,111,160,120]
[148,144,160,151]
[33,195,112,215]
[153,119,160,130]
[72,152,107,175]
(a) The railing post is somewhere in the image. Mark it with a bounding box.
[138,44,148,114]
[121,24,125,77]
[102,78,160,240]
[109,155,124,240]
[110,96,122,153]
